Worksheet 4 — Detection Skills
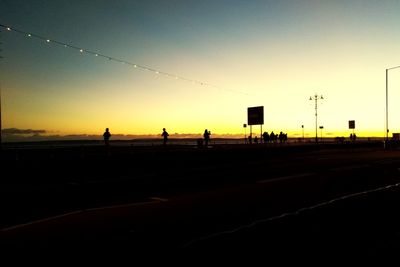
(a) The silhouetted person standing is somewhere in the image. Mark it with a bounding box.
[262,131,269,143]
[270,131,275,143]
[162,128,169,145]
[103,128,111,146]
[203,129,211,147]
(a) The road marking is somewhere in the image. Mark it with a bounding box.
[1,210,83,232]
[1,199,164,232]
[257,173,314,184]
[149,197,168,202]
[183,181,400,248]
[87,199,162,211]
[374,159,400,165]
[329,164,369,172]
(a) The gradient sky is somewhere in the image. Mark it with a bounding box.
[1,0,400,138]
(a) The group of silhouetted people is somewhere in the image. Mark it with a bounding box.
[350,133,357,142]
[248,131,288,144]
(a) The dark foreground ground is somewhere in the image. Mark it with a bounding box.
[1,141,400,261]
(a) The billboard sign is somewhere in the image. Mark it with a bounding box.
[247,106,264,125]
[349,120,355,129]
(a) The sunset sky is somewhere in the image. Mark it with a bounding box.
[1,0,400,139]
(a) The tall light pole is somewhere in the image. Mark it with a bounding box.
[309,94,324,143]
[0,31,3,150]
[386,65,400,141]
[0,84,2,149]
[319,126,324,143]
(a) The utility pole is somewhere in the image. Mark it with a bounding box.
[309,94,324,143]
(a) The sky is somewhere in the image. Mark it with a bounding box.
[1,0,400,139]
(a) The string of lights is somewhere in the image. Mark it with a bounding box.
[0,23,249,96]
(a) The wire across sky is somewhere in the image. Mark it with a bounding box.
[0,23,248,96]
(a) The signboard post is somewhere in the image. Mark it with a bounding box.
[348,120,355,134]
[243,124,247,143]
[247,106,264,143]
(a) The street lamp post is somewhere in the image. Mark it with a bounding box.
[301,125,304,142]
[319,126,324,143]
[0,85,2,149]
[386,65,400,141]
[0,32,3,149]
[309,94,324,143]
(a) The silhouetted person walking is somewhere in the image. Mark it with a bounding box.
[254,136,259,144]
[103,128,111,146]
[162,128,169,145]
[203,129,211,148]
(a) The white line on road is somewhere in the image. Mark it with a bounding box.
[1,210,84,232]
[149,197,169,202]
[1,199,165,232]
[257,173,314,184]
[374,159,400,165]
[87,200,161,211]
[183,181,400,248]
[329,164,369,172]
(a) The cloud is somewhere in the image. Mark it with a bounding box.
[2,128,47,135]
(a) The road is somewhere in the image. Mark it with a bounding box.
[1,142,400,260]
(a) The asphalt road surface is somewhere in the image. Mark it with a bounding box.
[1,142,400,261]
